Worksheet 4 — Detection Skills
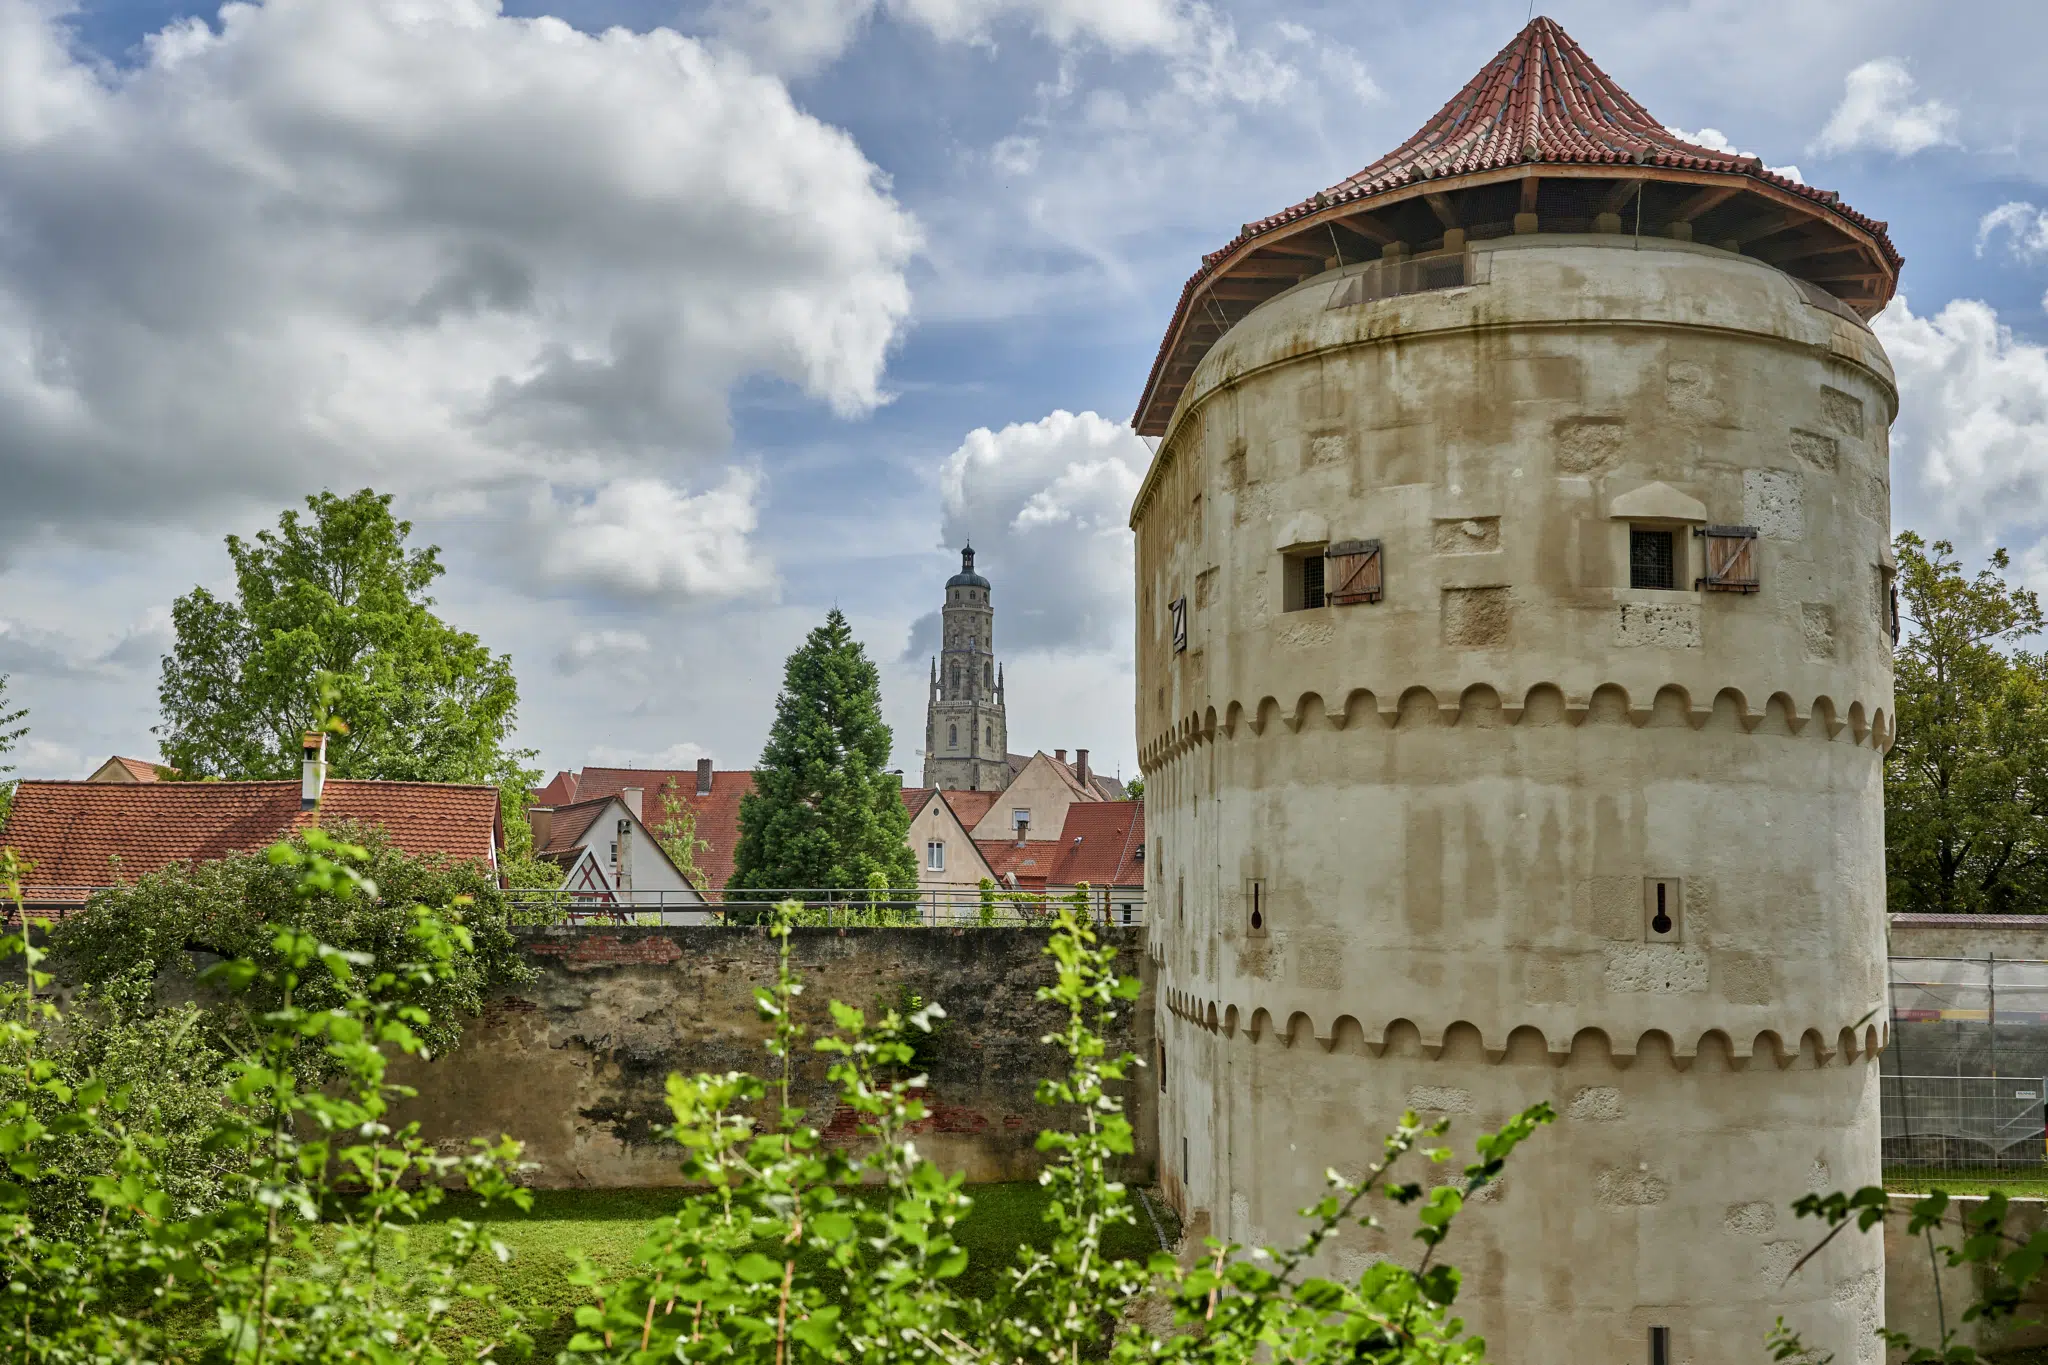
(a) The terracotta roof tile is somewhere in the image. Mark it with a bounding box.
[940,790,1001,830]
[531,771,581,807]
[0,779,501,892]
[975,838,1062,891]
[1133,16,1903,435]
[1048,801,1145,889]
[901,787,934,815]
[558,768,756,891]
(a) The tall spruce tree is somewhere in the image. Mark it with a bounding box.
[730,609,917,893]
[156,489,532,785]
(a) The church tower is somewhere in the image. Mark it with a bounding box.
[923,546,1010,791]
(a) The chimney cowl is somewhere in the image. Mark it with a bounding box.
[300,731,328,812]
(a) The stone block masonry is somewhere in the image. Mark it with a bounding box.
[387,925,1157,1188]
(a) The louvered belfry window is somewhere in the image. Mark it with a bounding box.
[1326,539,1384,605]
[1169,596,1188,653]
[1698,525,1760,592]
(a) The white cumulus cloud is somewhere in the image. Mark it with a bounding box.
[0,0,919,596]
[537,469,776,602]
[927,409,1148,655]
[1663,125,1801,185]
[1813,57,1959,157]
[708,0,1194,74]
[1978,202,2048,263]
[1877,296,2048,544]
[556,629,652,674]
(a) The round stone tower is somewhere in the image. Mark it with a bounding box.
[1131,19,1901,1365]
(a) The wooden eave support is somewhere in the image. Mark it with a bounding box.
[1803,270,1888,285]
[1332,212,1396,246]
[1595,175,1648,215]
[1229,257,1324,278]
[1671,184,1741,222]
[1423,191,1460,228]
[1729,207,1810,246]
[1752,237,1865,267]
[1519,174,1540,213]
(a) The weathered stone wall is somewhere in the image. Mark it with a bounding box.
[388,925,1157,1188]
[1890,913,2048,961]
[1885,1194,2048,1354]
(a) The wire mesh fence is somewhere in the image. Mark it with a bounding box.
[1885,956,2048,1180]
[502,884,1148,929]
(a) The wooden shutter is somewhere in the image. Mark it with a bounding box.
[1325,539,1384,605]
[1698,525,1759,592]
[1170,596,1188,653]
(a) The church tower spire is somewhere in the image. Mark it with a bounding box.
[922,544,1010,791]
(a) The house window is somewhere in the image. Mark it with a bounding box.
[1629,526,1679,590]
[1012,808,1030,832]
[1283,549,1326,611]
[927,840,945,872]
[949,724,958,748]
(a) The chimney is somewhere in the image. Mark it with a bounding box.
[300,732,327,811]
[1076,749,1090,789]
[1055,748,1066,764]
[621,785,644,824]
[615,817,633,893]
[1015,819,1029,848]
[696,758,714,796]
[530,806,554,851]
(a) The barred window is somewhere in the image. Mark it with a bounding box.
[1629,526,1678,590]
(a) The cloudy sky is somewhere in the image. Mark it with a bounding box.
[2,0,2046,786]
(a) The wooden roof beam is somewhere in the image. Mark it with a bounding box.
[1751,237,1866,267]
[1803,270,1887,285]
[1230,257,1325,278]
[1251,239,1331,260]
[1671,184,1742,222]
[1729,207,1812,247]
[1595,176,1648,215]
[1424,191,1460,228]
[1332,211,1396,246]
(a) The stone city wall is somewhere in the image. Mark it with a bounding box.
[387,924,1157,1188]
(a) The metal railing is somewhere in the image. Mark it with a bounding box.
[502,885,1148,929]
[1882,1074,2048,1174]
[1884,956,2048,1178]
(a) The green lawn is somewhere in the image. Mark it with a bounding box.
[392,1182,1176,1357]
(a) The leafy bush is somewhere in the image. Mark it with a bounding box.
[0,831,1554,1364]
[0,837,533,1362]
[51,821,531,1065]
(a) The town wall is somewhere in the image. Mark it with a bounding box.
[388,924,1157,1188]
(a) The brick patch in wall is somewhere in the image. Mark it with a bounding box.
[528,934,685,967]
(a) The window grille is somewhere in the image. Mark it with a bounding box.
[1629,527,1677,590]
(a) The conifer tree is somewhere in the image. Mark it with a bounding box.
[729,609,917,894]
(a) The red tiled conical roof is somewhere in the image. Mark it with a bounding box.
[1132,16,1902,436]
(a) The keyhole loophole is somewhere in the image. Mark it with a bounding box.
[1651,883,1672,935]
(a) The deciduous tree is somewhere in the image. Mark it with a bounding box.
[730,609,918,893]
[1886,533,2048,914]
[156,489,533,785]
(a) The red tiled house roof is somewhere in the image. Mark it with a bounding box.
[1133,15,1904,435]
[939,790,1000,830]
[901,787,934,815]
[0,779,501,898]
[1048,801,1145,889]
[553,768,756,891]
[975,838,1062,891]
[531,770,581,807]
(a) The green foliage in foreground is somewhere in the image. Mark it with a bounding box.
[0,806,1559,1363]
[50,821,532,1065]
